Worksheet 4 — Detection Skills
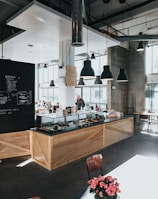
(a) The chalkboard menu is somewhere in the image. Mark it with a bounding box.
[0,59,35,133]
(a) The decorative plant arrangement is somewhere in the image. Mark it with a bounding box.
[88,175,121,199]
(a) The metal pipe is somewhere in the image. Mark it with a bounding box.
[71,0,84,46]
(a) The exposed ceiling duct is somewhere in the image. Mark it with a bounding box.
[103,0,111,3]
[112,34,158,41]
[71,0,83,46]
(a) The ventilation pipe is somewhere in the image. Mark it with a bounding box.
[71,0,84,46]
[103,0,110,3]
[119,0,126,3]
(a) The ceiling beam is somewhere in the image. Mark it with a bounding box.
[89,0,158,28]
[0,0,31,8]
[0,0,20,7]
[112,34,158,41]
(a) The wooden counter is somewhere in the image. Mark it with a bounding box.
[0,130,30,159]
[30,116,134,171]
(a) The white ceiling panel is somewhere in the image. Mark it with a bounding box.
[2,1,119,64]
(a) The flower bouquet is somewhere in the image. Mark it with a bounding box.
[87,175,120,199]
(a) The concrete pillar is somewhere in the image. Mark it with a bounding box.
[109,45,145,114]
[58,40,76,109]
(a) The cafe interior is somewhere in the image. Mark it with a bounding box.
[1,0,158,199]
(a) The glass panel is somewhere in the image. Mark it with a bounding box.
[54,88,59,104]
[145,46,158,110]
[37,64,59,102]
[153,46,158,73]
[145,84,158,111]
[83,87,91,106]
[145,46,158,74]
[78,86,107,110]
[145,47,152,75]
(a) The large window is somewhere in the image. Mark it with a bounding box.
[145,45,158,111]
[146,45,158,74]
[36,54,108,110]
[38,64,59,104]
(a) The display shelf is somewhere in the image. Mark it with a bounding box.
[36,111,105,134]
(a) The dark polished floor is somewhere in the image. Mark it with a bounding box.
[1,129,158,199]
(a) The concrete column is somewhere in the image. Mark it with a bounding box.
[58,40,76,109]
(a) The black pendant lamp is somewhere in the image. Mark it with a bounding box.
[91,53,95,59]
[94,75,102,84]
[101,65,113,80]
[43,63,47,68]
[50,80,55,86]
[137,41,144,51]
[78,77,85,85]
[80,59,95,78]
[117,68,128,82]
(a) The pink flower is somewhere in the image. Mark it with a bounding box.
[88,178,99,189]
[99,191,103,197]
[106,184,117,196]
[98,175,105,181]
[87,175,120,198]
[105,176,113,182]
[99,181,106,188]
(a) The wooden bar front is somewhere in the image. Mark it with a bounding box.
[31,117,134,171]
[0,130,30,159]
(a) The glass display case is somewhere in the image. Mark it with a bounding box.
[36,111,105,134]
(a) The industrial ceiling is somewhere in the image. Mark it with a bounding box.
[0,0,158,63]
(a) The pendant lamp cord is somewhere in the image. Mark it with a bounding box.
[82,0,89,60]
[87,23,89,60]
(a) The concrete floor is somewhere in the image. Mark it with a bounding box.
[0,130,158,199]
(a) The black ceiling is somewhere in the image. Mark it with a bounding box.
[0,0,158,43]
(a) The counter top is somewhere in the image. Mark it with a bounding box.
[32,115,133,136]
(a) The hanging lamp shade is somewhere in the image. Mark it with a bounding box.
[91,53,95,59]
[94,75,102,84]
[78,77,85,85]
[80,60,95,78]
[117,68,128,82]
[100,65,113,80]
[137,41,144,51]
[43,63,47,68]
[50,80,55,86]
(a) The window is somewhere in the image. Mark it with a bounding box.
[38,64,59,104]
[145,84,158,111]
[145,45,158,111]
[75,55,108,110]
[145,45,158,74]
[36,54,108,110]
